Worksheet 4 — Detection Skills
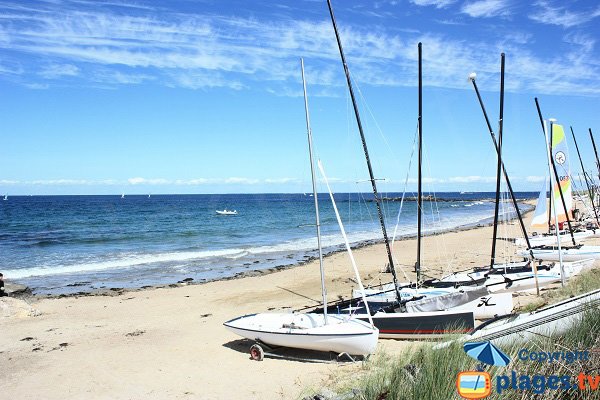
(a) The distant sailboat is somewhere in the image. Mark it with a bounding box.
[3,194,7,201]
[121,193,125,199]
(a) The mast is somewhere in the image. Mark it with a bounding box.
[300,58,327,322]
[571,126,600,226]
[534,99,576,246]
[490,53,505,268]
[325,0,401,302]
[590,129,600,186]
[468,74,534,254]
[416,42,423,282]
[547,123,554,233]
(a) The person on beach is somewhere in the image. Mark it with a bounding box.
[0,273,6,297]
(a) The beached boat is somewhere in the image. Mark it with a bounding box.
[224,60,378,357]
[224,313,378,355]
[520,245,600,261]
[216,209,237,215]
[461,288,600,346]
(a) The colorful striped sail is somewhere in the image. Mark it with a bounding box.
[551,124,572,224]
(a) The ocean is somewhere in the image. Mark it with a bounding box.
[0,192,534,295]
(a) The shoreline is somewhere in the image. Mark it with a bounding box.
[21,201,534,300]
[2,199,593,400]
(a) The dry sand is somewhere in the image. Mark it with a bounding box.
[1,208,597,399]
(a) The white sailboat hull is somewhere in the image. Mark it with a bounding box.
[521,246,600,261]
[514,230,593,247]
[223,313,378,355]
[464,288,600,346]
[356,285,511,321]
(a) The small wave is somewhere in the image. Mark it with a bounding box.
[6,248,248,279]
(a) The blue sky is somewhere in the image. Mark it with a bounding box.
[1,0,599,195]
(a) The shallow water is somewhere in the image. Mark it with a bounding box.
[0,192,534,295]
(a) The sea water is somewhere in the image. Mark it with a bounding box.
[0,193,533,295]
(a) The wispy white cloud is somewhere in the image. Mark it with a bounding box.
[563,32,595,54]
[0,1,599,96]
[525,176,546,183]
[529,1,600,28]
[128,177,169,185]
[461,0,511,18]
[410,0,457,8]
[39,63,79,79]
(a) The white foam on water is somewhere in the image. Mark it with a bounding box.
[7,248,248,279]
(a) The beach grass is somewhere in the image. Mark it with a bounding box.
[305,267,600,400]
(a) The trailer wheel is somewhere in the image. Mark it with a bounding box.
[250,344,264,361]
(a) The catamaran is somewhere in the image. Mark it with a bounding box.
[520,119,600,261]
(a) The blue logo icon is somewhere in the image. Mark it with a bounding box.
[464,341,511,366]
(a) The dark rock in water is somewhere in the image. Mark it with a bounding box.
[182,277,194,282]
[109,288,123,291]
[66,281,91,287]
[5,283,32,299]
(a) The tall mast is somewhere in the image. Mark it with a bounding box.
[534,99,576,246]
[416,42,423,283]
[571,126,600,226]
[300,58,327,322]
[325,0,401,302]
[468,74,534,255]
[490,53,505,268]
[590,128,600,185]
[547,126,553,233]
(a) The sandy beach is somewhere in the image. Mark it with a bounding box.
[2,207,598,400]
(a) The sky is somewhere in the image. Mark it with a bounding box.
[1,0,599,195]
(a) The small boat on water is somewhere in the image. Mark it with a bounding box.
[216,209,237,215]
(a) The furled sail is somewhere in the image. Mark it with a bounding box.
[531,177,549,230]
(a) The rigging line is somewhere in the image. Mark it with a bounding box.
[389,124,419,281]
[391,122,419,247]
[352,75,403,169]
[421,143,452,273]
